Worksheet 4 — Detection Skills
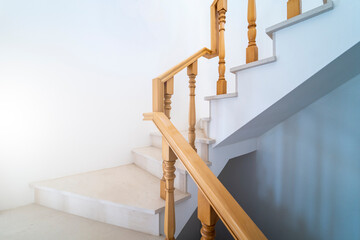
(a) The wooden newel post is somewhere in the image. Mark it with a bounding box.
[187,61,198,151]
[216,0,227,95]
[152,78,164,113]
[163,139,177,240]
[161,77,174,200]
[246,0,258,63]
[287,0,301,19]
[198,191,219,240]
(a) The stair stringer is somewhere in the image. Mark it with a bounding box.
[208,0,360,148]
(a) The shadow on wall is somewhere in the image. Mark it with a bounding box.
[215,152,319,240]
[179,73,360,240]
[217,73,360,240]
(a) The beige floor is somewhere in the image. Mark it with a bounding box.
[0,204,164,240]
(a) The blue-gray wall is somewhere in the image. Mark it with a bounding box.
[252,73,360,240]
[179,73,360,240]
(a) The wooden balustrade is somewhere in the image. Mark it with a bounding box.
[246,0,258,63]
[146,1,267,239]
[187,61,198,151]
[287,0,301,19]
[144,112,268,240]
[146,0,332,238]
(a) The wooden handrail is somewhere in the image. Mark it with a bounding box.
[156,48,216,83]
[144,112,267,240]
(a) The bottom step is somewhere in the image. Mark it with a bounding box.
[30,164,190,236]
[0,204,164,240]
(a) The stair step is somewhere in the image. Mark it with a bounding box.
[266,1,334,39]
[30,164,190,236]
[230,56,277,73]
[0,204,164,240]
[132,146,187,192]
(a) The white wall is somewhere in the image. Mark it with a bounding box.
[0,0,329,211]
[0,0,217,210]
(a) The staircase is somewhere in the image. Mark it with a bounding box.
[30,120,214,237]
[2,0,359,239]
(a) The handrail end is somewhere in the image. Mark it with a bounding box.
[143,112,154,121]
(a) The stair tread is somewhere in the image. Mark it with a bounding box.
[31,164,190,214]
[0,204,164,240]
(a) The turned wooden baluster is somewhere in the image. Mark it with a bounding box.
[187,62,197,151]
[216,0,227,95]
[198,191,219,240]
[163,139,177,240]
[287,0,301,19]
[160,78,174,200]
[246,0,258,63]
[164,78,174,119]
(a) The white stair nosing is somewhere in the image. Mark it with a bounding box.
[197,138,216,144]
[230,56,277,73]
[204,92,238,101]
[200,117,211,122]
[266,1,334,39]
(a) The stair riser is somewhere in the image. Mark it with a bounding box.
[133,153,187,192]
[150,134,162,149]
[34,188,160,236]
[198,119,210,137]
